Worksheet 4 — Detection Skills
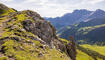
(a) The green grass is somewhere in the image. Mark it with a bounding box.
[0,7,70,60]
[0,8,8,16]
[41,49,70,60]
[0,8,16,16]
[1,39,70,60]
[78,24,105,35]
[76,50,94,60]
[81,44,105,56]
[59,38,69,45]
[0,56,8,60]
[77,44,105,60]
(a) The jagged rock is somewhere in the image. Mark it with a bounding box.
[22,19,57,45]
[66,36,77,60]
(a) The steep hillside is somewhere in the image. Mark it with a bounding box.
[0,3,76,60]
[58,17,105,45]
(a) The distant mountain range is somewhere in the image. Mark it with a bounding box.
[44,9,105,45]
[44,9,105,29]
[58,17,105,45]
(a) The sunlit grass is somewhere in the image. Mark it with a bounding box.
[76,49,94,60]
[81,44,105,56]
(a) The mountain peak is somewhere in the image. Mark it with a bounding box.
[95,9,105,13]
[88,9,105,18]
[96,9,104,11]
[73,9,92,13]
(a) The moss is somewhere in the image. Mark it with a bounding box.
[0,56,8,60]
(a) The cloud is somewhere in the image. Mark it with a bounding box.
[0,0,13,2]
[90,0,104,4]
[0,0,105,17]
[81,0,104,4]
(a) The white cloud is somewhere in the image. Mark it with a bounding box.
[90,0,104,4]
[0,0,13,2]
[0,0,105,17]
[82,0,104,4]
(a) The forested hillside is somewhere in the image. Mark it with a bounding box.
[58,17,105,45]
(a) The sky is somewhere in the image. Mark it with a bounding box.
[0,0,105,17]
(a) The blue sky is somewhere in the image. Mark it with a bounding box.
[0,0,105,17]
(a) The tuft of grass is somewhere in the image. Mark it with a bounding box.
[0,56,8,60]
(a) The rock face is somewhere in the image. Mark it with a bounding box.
[22,18,57,45]
[67,36,77,60]
[0,3,76,60]
[21,11,74,55]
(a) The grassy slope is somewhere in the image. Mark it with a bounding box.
[81,44,105,56]
[0,6,70,60]
[59,38,105,60]
[77,44,105,60]
[76,50,94,60]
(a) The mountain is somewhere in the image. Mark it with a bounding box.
[58,17,105,45]
[87,9,105,19]
[0,3,77,60]
[45,9,105,29]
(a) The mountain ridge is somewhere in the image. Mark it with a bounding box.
[45,9,105,29]
[58,17,105,45]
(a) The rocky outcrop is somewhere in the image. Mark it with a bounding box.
[22,19,57,45]
[66,36,77,60]
[0,3,76,60]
